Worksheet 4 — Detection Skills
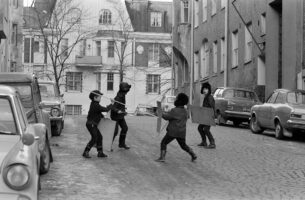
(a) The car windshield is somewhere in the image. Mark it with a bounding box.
[39,84,56,99]
[287,92,305,104]
[223,89,258,101]
[167,97,175,103]
[0,98,17,135]
[6,85,32,109]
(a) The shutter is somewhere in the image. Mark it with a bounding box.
[158,75,161,94]
[80,72,83,92]
[146,74,149,94]
[31,38,34,63]
[24,38,30,63]
[65,72,68,92]
[44,38,47,64]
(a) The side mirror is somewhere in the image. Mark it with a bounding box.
[22,133,35,146]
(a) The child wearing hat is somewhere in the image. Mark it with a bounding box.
[82,90,112,158]
[156,93,197,162]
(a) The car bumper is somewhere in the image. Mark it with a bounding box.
[224,111,251,119]
[0,193,32,200]
[286,120,305,130]
[49,116,63,121]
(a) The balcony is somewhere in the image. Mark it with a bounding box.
[75,56,103,67]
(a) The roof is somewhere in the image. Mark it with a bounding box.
[274,88,305,93]
[0,85,18,96]
[0,73,35,83]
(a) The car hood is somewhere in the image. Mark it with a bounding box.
[0,135,20,165]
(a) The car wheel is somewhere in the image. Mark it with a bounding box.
[275,121,285,140]
[216,112,225,125]
[250,116,264,134]
[40,140,51,174]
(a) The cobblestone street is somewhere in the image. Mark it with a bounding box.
[39,116,305,200]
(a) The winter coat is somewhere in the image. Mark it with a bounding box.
[87,101,111,125]
[202,94,215,110]
[110,91,126,121]
[162,106,188,139]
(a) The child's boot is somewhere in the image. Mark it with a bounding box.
[82,149,91,158]
[188,148,197,162]
[97,151,108,158]
[155,150,166,162]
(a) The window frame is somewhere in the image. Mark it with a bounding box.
[107,73,114,91]
[99,9,112,25]
[147,74,161,94]
[150,12,162,27]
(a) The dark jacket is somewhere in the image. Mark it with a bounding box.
[110,91,126,121]
[87,101,111,125]
[162,106,188,139]
[202,94,215,110]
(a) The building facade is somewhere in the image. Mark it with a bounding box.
[0,0,23,72]
[173,0,305,105]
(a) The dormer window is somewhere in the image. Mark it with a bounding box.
[99,9,112,24]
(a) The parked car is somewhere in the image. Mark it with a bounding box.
[214,87,261,126]
[160,95,175,112]
[250,89,305,139]
[39,81,65,136]
[0,85,52,200]
[135,104,156,116]
[0,73,52,139]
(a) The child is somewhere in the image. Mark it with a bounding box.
[197,82,216,149]
[82,90,112,158]
[156,93,197,162]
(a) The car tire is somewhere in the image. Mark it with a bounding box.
[216,113,225,126]
[250,116,264,134]
[275,121,285,140]
[40,140,51,174]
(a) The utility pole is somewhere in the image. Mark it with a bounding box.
[190,0,194,104]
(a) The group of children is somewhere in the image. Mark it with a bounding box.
[83,81,216,162]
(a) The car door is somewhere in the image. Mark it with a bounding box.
[259,92,278,127]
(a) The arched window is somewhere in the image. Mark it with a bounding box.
[99,9,112,24]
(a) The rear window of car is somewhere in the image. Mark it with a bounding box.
[287,92,305,104]
[223,89,258,101]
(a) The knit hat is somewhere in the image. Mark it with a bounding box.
[174,93,189,107]
[89,90,103,100]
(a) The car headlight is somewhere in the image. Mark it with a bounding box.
[4,164,30,190]
[51,107,60,117]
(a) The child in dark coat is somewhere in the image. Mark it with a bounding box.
[156,93,197,162]
[82,90,112,158]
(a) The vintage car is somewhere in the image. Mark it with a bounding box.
[0,73,52,139]
[214,87,261,126]
[160,95,175,112]
[0,85,52,200]
[250,89,305,139]
[38,81,65,136]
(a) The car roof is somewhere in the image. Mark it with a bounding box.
[0,85,18,96]
[215,87,255,92]
[0,73,35,83]
[274,88,305,93]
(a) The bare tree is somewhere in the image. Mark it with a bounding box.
[32,0,90,94]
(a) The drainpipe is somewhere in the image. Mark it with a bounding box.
[190,0,194,104]
[224,0,229,87]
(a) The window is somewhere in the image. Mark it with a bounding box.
[244,23,252,63]
[175,63,179,88]
[267,92,278,103]
[99,9,112,24]
[96,41,101,56]
[107,73,114,91]
[96,73,101,90]
[200,41,209,78]
[213,41,218,73]
[182,59,189,83]
[260,13,266,35]
[194,0,199,27]
[13,0,18,8]
[61,38,68,57]
[232,30,239,67]
[108,41,115,58]
[34,41,39,52]
[220,37,225,71]
[194,52,199,81]
[24,37,34,63]
[79,39,86,56]
[65,105,82,115]
[146,74,160,94]
[148,43,160,66]
[211,0,217,15]
[0,98,17,134]
[202,0,207,22]
[221,0,226,8]
[12,24,17,46]
[181,0,189,23]
[121,41,126,57]
[66,72,82,92]
[287,92,305,104]
[151,12,162,27]
[275,92,285,104]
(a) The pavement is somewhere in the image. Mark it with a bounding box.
[39,115,305,200]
